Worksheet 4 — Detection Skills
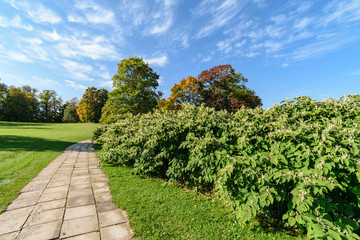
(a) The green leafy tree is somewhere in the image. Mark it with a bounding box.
[38,90,63,122]
[77,87,108,123]
[2,86,31,121]
[21,85,39,121]
[101,57,162,122]
[197,64,262,112]
[0,82,8,119]
[62,97,79,123]
[63,105,79,123]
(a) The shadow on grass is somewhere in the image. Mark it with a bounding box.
[0,135,75,152]
[0,121,49,128]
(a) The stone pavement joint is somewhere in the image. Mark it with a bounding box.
[0,140,133,240]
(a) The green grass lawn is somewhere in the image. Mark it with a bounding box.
[103,165,304,240]
[0,121,98,213]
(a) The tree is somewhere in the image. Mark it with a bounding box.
[101,57,162,122]
[63,105,79,123]
[77,87,108,123]
[0,82,8,119]
[62,97,79,123]
[197,64,262,112]
[38,90,62,122]
[157,76,202,111]
[21,85,39,121]
[2,86,31,121]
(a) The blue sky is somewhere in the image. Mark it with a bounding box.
[0,0,359,109]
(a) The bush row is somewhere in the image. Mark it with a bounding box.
[95,95,360,239]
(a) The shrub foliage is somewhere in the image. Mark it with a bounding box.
[96,95,360,239]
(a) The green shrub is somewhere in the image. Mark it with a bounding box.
[96,95,360,239]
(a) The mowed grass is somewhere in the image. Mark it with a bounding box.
[103,165,303,240]
[0,121,98,212]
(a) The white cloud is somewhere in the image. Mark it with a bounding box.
[32,76,61,87]
[42,29,63,42]
[65,80,87,90]
[281,63,289,67]
[158,76,165,85]
[5,50,32,63]
[253,0,266,8]
[144,55,168,67]
[296,2,312,13]
[217,40,232,54]
[0,15,33,30]
[67,15,85,23]
[26,4,62,24]
[346,70,360,76]
[56,35,119,60]
[97,65,112,80]
[148,0,177,35]
[291,38,353,61]
[195,0,243,39]
[61,60,94,81]
[323,0,360,24]
[270,14,287,25]
[294,17,312,29]
[74,1,116,25]
[201,56,212,63]
[99,80,113,88]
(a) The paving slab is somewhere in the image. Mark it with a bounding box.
[0,140,134,240]
[60,215,98,238]
[0,206,34,235]
[64,205,96,220]
[96,201,118,213]
[99,209,127,227]
[100,223,133,240]
[63,231,100,240]
[17,220,62,240]
[0,231,19,240]
[24,208,64,227]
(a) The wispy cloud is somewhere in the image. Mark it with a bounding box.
[322,0,360,24]
[2,50,32,63]
[144,55,168,67]
[55,35,120,60]
[61,60,94,81]
[194,0,243,39]
[65,80,87,90]
[32,76,61,88]
[346,70,360,76]
[72,1,116,25]
[148,0,178,35]
[210,0,360,64]
[26,4,62,24]
[0,15,33,30]
[253,0,267,8]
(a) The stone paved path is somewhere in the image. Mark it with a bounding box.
[0,140,133,240]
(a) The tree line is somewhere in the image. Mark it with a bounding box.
[0,57,262,123]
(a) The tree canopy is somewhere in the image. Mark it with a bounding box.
[101,57,162,123]
[38,90,63,122]
[159,64,262,112]
[77,87,108,123]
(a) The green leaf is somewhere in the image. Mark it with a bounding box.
[311,224,325,238]
[270,156,278,165]
[328,229,341,240]
[295,215,305,225]
[288,217,296,226]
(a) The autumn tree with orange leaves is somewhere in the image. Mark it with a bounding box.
[158,76,202,110]
[159,64,262,112]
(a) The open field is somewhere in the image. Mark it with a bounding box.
[0,121,98,212]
